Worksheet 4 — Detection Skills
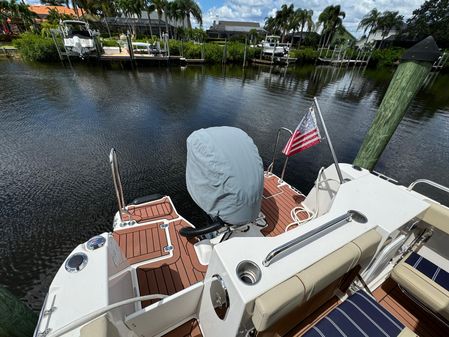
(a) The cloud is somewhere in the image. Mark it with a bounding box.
[202,0,425,37]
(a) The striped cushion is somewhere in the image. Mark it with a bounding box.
[303,290,404,337]
[405,252,449,292]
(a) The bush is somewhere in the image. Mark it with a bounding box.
[0,34,16,43]
[14,32,60,62]
[370,48,405,67]
[101,38,120,47]
[290,48,318,62]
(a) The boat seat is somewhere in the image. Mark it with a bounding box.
[391,251,449,321]
[419,201,449,235]
[252,230,381,335]
[302,290,417,337]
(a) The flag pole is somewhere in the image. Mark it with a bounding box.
[313,97,345,184]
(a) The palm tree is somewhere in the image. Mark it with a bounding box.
[291,8,313,48]
[176,0,201,30]
[1,0,35,32]
[149,0,165,37]
[275,4,294,42]
[167,0,182,37]
[116,0,144,35]
[377,11,403,48]
[264,16,281,35]
[144,0,155,37]
[317,5,346,48]
[358,8,381,43]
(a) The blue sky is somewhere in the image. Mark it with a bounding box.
[28,0,426,37]
[198,0,425,37]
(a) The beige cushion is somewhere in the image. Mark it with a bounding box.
[391,261,449,321]
[252,243,360,332]
[351,229,382,265]
[252,276,305,332]
[80,314,121,337]
[252,230,381,332]
[398,327,418,337]
[420,201,449,235]
[297,243,360,301]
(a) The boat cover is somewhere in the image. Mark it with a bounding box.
[186,127,264,225]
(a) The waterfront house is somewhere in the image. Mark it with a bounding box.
[206,20,265,39]
[29,5,80,22]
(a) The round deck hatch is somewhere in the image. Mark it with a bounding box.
[86,235,106,250]
[65,253,88,273]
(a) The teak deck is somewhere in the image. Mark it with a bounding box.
[136,219,207,307]
[113,175,308,307]
[373,278,449,337]
[261,174,307,236]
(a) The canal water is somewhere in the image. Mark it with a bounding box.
[0,60,448,311]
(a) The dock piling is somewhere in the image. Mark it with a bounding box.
[243,36,248,67]
[0,285,37,337]
[353,36,441,170]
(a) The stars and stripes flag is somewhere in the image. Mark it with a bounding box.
[282,107,322,157]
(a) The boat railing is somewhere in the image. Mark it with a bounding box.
[408,179,449,198]
[109,148,126,221]
[262,210,367,267]
[267,127,292,181]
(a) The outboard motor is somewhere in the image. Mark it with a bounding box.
[181,127,264,238]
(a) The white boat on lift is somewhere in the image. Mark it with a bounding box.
[259,36,289,56]
[60,20,97,58]
[34,125,449,337]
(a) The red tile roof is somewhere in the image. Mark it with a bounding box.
[29,5,78,17]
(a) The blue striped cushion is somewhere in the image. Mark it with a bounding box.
[405,252,449,292]
[303,290,404,337]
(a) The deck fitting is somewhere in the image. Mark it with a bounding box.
[163,245,174,252]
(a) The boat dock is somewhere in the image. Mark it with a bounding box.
[317,46,372,67]
[318,58,369,65]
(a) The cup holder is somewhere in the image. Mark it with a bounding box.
[236,260,261,285]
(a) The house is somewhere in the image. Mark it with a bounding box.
[29,5,80,22]
[356,23,406,48]
[206,20,265,39]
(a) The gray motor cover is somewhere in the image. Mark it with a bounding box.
[186,127,264,225]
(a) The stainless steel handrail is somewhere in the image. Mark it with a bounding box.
[408,179,449,195]
[109,148,125,221]
[262,210,367,267]
[268,127,292,181]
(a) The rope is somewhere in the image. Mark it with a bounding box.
[285,168,340,232]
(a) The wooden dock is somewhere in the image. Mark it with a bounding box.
[318,57,368,65]
[251,56,297,66]
[99,52,186,64]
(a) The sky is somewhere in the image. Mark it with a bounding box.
[27,0,426,38]
[198,0,425,37]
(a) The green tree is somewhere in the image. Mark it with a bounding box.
[377,11,403,47]
[358,8,381,42]
[317,5,346,47]
[167,0,182,38]
[176,0,202,29]
[115,0,144,35]
[290,8,313,48]
[264,16,281,36]
[149,0,165,37]
[276,4,294,42]
[47,7,74,24]
[0,0,36,32]
[406,0,449,46]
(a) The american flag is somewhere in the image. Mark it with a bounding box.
[282,108,322,157]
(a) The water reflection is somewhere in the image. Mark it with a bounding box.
[0,60,448,311]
